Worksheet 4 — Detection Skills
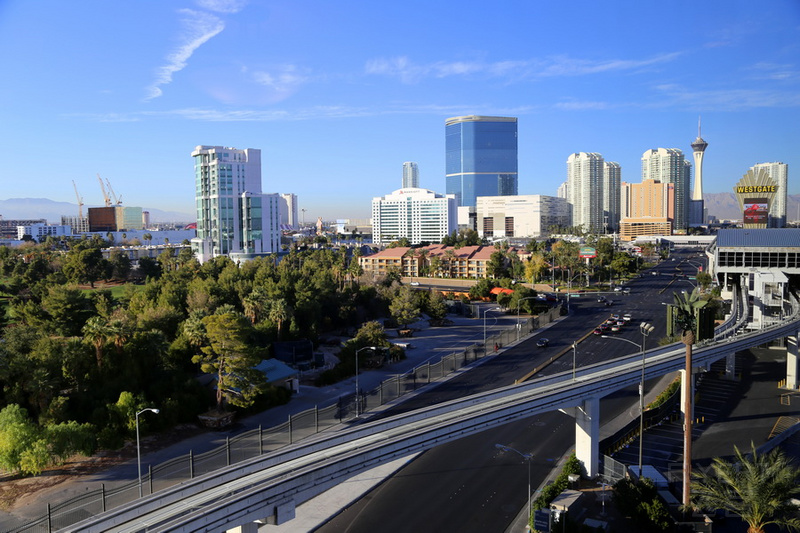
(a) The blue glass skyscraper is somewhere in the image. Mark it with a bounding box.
[445,115,518,207]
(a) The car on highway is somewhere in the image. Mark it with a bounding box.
[536,338,549,348]
[596,296,606,302]
[593,328,603,335]
[623,313,632,321]
[410,281,420,286]
[623,287,631,294]
[611,324,622,332]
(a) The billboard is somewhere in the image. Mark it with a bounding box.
[742,198,769,224]
[579,246,596,259]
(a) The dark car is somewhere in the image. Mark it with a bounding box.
[536,338,549,348]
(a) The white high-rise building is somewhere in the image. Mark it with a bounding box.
[372,187,457,245]
[641,148,690,232]
[751,162,788,227]
[566,152,604,233]
[191,146,280,263]
[279,193,299,229]
[402,162,419,189]
[476,195,569,239]
[603,162,621,233]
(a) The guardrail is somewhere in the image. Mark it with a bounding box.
[9,306,562,533]
[54,292,800,533]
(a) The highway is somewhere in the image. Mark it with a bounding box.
[61,249,783,533]
[319,250,709,533]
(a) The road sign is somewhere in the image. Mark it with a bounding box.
[534,509,551,531]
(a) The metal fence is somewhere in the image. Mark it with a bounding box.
[10,305,561,533]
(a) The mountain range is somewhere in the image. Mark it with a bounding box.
[0,198,194,224]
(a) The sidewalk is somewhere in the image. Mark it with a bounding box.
[0,305,528,531]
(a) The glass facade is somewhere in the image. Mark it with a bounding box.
[445,116,518,207]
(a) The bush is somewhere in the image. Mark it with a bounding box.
[612,477,671,532]
[533,454,583,510]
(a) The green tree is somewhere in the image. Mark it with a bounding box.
[0,404,39,473]
[389,286,421,328]
[62,247,109,288]
[425,291,448,321]
[486,251,508,279]
[353,321,389,348]
[268,298,292,340]
[525,253,549,284]
[194,313,265,411]
[41,284,90,336]
[691,444,800,533]
[82,316,112,369]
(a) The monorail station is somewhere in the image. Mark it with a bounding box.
[707,228,800,330]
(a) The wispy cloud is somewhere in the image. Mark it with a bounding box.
[651,84,800,110]
[365,53,682,84]
[748,62,799,81]
[247,65,310,103]
[145,9,225,101]
[195,0,247,13]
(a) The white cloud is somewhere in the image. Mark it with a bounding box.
[250,65,310,102]
[195,0,247,13]
[651,84,800,110]
[366,53,682,84]
[145,9,225,101]
[749,62,798,81]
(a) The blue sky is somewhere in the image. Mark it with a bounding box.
[1,0,798,221]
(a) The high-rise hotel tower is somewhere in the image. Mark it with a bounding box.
[445,115,518,207]
[402,162,419,189]
[641,148,690,232]
[191,145,280,263]
[566,152,605,233]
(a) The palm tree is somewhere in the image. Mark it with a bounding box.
[269,299,291,340]
[82,316,111,369]
[691,444,800,533]
[673,288,708,507]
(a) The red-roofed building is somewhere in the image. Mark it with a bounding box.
[359,244,529,280]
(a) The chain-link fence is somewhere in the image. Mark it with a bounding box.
[10,305,562,533]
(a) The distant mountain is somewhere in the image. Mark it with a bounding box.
[703,192,800,222]
[0,198,194,224]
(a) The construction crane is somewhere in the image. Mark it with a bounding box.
[72,180,84,218]
[97,173,112,207]
[105,177,122,205]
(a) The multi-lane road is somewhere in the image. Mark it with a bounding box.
[319,250,707,533]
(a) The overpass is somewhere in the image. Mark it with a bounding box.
[62,286,800,533]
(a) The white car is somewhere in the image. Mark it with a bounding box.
[623,313,632,321]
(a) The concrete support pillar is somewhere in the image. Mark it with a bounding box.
[724,352,736,380]
[787,334,799,390]
[228,523,258,533]
[574,397,600,478]
[680,368,695,422]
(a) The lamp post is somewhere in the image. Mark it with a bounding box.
[136,407,160,498]
[483,307,502,355]
[572,342,577,381]
[601,321,655,479]
[354,346,376,417]
[496,444,532,530]
[516,296,539,343]
[638,323,654,476]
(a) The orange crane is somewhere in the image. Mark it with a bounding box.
[97,173,112,207]
[105,177,122,205]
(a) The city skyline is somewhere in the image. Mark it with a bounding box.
[0,1,798,221]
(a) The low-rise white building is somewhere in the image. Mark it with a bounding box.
[372,188,457,245]
[17,223,72,240]
[476,195,569,240]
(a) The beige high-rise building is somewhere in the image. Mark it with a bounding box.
[619,179,675,241]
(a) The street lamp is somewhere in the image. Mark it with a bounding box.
[136,407,159,498]
[483,307,502,355]
[572,342,577,381]
[354,346,377,417]
[516,296,539,343]
[496,443,532,530]
[638,323,654,476]
[600,322,654,478]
